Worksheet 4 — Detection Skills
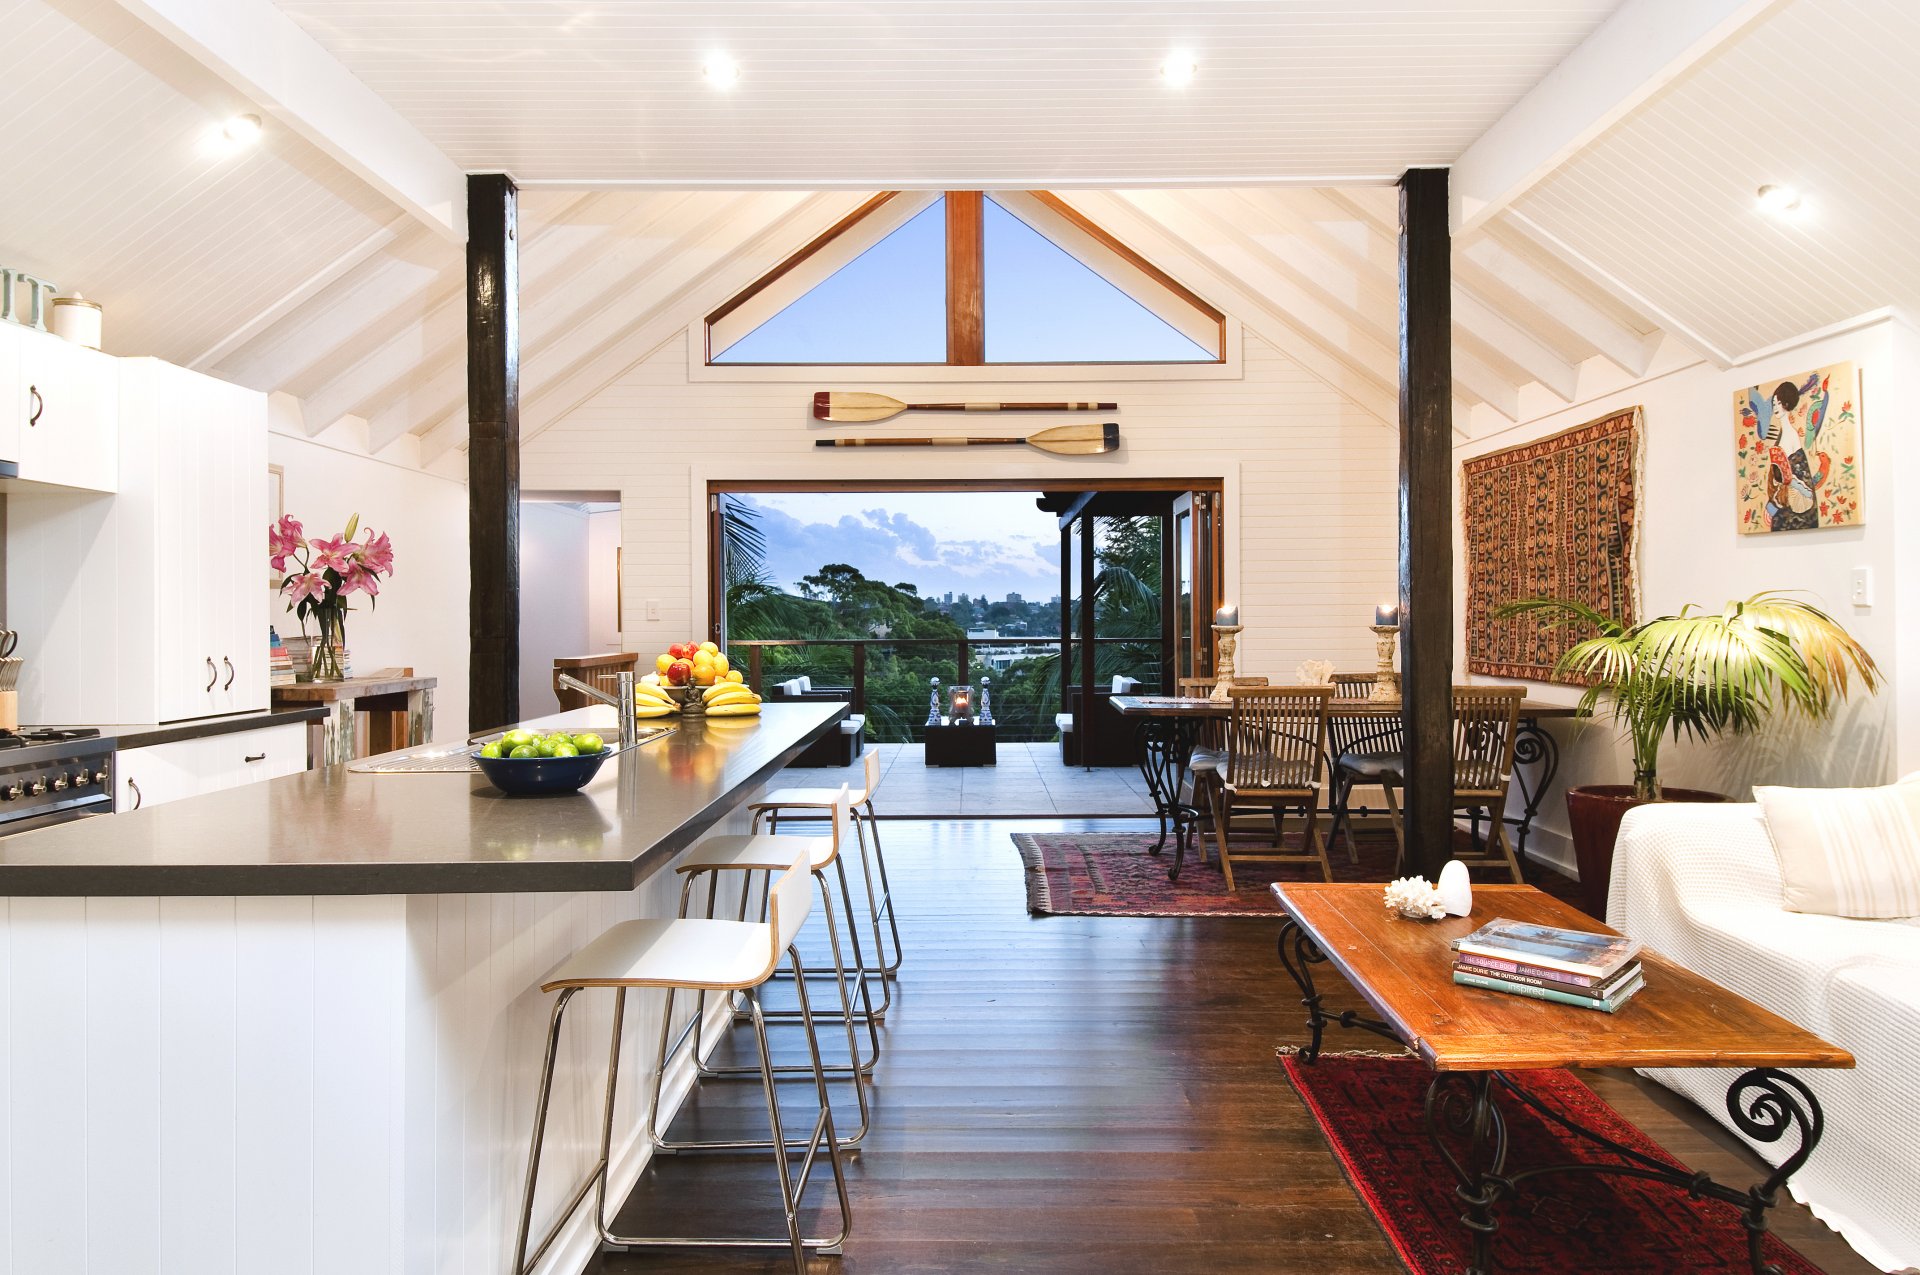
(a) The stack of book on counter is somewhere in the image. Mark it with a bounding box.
[1450,917,1644,1013]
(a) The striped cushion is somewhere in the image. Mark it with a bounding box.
[1755,781,1920,918]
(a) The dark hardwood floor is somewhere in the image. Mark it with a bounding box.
[594,818,1873,1274]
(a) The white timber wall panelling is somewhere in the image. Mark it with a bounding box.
[1456,321,1918,872]
[0,794,769,1274]
[268,432,471,742]
[523,329,1401,679]
[518,503,593,718]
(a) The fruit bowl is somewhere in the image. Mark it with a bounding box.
[472,746,612,796]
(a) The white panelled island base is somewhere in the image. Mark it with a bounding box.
[0,704,846,1275]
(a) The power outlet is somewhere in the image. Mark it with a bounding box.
[1850,567,1873,608]
[645,597,661,621]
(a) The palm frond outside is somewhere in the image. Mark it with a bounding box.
[1492,591,1878,800]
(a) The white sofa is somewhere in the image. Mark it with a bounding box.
[1610,801,1920,1273]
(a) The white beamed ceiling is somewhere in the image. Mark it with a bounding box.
[1511,0,1920,363]
[0,0,398,366]
[268,0,1620,186]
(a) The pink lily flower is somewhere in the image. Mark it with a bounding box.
[282,572,330,605]
[268,515,305,572]
[307,534,355,574]
[340,563,381,598]
[356,530,394,576]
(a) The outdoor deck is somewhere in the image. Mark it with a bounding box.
[863,742,1156,817]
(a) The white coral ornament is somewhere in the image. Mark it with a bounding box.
[1296,659,1335,686]
[1383,875,1447,920]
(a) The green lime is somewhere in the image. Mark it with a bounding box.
[479,741,503,759]
[503,730,535,748]
[571,733,606,754]
[508,744,539,759]
[550,742,579,758]
[535,739,559,757]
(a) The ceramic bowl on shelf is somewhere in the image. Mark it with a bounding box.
[472,747,611,796]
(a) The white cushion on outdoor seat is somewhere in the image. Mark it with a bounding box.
[841,714,865,734]
[797,675,813,692]
[1111,675,1140,694]
[678,832,836,873]
[1055,713,1076,733]
[1188,748,1226,774]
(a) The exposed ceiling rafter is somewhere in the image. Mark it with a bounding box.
[1451,0,1784,232]
[112,0,469,240]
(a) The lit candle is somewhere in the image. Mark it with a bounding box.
[1375,603,1400,627]
[1214,603,1238,627]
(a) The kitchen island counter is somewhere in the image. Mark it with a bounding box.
[0,701,845,896]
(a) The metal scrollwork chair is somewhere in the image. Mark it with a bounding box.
[1194,685,1334,890]
[1376,685,1527,881]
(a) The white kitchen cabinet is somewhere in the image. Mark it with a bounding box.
[0,322,19,467]
[6,357,266,724]
[115,723,309,812]
[11,324,117,492]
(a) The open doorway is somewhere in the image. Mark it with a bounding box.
[706,479,1223,748]
[519,493,622,716]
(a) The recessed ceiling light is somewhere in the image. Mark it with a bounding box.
[703,55,740,88]
[1160,50,1197,87]
[1756,183,1802,215]
[222,113,263,144]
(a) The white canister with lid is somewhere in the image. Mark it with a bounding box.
[52,294,103,349]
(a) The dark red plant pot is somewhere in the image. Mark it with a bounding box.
[1565,785,1728,921]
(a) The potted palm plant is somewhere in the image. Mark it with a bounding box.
[1494,592,1879,917]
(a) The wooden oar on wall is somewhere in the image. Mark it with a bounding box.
[814,422,1120,456]
[813,391,1116,422]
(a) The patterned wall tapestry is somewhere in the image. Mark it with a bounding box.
[1463,408,1641,683]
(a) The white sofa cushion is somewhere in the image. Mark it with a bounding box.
[1054,712,1076,734]
[1755,781,1920,918]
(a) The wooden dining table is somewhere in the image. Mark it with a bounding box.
[1110,693,1577,880]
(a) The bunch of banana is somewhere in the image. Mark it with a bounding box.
[703,682,763,717]
[633,680,681,719]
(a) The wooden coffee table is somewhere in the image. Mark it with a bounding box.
[1270,883,1853,1275]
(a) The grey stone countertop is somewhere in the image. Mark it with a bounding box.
[0,702,846,897]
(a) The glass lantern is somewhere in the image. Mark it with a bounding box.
[948,684,975,724]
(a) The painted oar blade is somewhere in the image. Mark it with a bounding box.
[1027,422,1121,455]
[813,390,907,422]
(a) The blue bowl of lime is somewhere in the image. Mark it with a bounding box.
[473,729,613,795]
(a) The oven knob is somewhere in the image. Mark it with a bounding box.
[72,771,90,787]
[93,770,109,786]
[50,775,69,791]
[27,779,47,796]
[0,785,19,801]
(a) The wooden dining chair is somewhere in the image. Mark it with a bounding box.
[1326,672,1403,863]
[1377,685,1526,882]
[1194,686,1334,890]
[1180,677,1270,855]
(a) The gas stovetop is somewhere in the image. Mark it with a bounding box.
[0,727,103,749]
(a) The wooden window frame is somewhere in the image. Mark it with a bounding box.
[703,190,1227,368]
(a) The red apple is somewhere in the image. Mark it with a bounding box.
[667,643,689,660]
[667,659,693,686]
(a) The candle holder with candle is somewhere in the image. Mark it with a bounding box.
[1210,602,1243,702]
[1370,605,1401,703]
[948,684,974,724]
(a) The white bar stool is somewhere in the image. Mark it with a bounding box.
[750,748,903,990]
[512,853,850,1275]
[659,787,877,1147]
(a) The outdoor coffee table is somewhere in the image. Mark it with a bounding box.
[1269,882,1854,1275]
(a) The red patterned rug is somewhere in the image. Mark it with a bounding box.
[1012,828,1580,917]
[1284,1053,1825,1275]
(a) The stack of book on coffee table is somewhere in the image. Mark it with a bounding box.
[1450,917,1645,1013]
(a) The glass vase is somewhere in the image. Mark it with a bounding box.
[310,609,347,683]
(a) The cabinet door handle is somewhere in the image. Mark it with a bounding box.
[243,753,266,763]
[206,657,218,691]
[27,385,43,427]
[126,777,142,810]
[223,656,235,690]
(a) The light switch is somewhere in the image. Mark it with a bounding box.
[1850,567,1873,608]
[645,597,661,621]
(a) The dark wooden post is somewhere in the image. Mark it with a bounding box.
[1078,513,1097,759]
[467,173,520,733]
[1398,168,1456,879]
[852,642,867,713]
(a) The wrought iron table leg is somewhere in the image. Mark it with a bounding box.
[1426,1072,1509,1275]
[1275,918,1332,1062]
[1133,720,1172,853]
[1506,718,1560,861]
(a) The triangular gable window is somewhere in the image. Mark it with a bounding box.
[706,191,1224,366]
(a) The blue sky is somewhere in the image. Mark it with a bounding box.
[738,492,1061,602]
